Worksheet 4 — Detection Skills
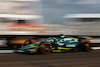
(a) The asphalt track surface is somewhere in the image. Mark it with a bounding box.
[0,50,100,67]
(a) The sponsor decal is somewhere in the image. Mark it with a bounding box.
[59,43,64,45]
[64,38,72,41]
[27,49,36,51]
[66,45,76,47]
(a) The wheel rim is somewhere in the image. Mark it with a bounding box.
[40,42,52,55]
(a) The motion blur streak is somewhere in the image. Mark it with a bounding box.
[0,50,100,67]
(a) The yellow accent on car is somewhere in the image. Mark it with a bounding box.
[70,37,78,40]
[57,47,72,50]
[86,37,93,39]
[50,46,52,48]
[52,50,61,52]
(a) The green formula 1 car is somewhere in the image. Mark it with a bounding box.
[20,34,93,55]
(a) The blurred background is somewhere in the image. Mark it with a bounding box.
[41,0,100,35]
[0,0,100,35]
[0,1,99,67]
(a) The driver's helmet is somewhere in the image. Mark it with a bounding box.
[53,37,58,42]
[59,34,65,38]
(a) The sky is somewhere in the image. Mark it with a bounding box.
[32,0,100,24]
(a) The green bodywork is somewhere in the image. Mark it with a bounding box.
[20,36,92,53]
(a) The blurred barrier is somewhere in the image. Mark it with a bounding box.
[90,39,100,43]
[9,36,38,44]
[1,24,100,35]
[0,23,49,31]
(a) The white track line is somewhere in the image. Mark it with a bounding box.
[91,47,100,49]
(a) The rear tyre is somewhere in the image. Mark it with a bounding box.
[40,42,52,55]
[81,42,93,52]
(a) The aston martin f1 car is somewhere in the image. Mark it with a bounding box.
[20,34,93,55]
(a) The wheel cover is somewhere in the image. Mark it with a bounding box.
[40,42,52,55]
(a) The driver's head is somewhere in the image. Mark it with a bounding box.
[59,34,65,38]
[60,34,63,36]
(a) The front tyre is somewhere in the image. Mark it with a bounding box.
[40,42,52,55]
[21,39,33,48]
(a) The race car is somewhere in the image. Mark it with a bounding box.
[19,34,93,55]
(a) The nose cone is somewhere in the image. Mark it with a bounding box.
[20,44,34,50]
[20,45,30,50]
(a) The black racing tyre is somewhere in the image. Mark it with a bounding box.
[40,42,52,55]
[80,42,93,52]
[22,39,33,48]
